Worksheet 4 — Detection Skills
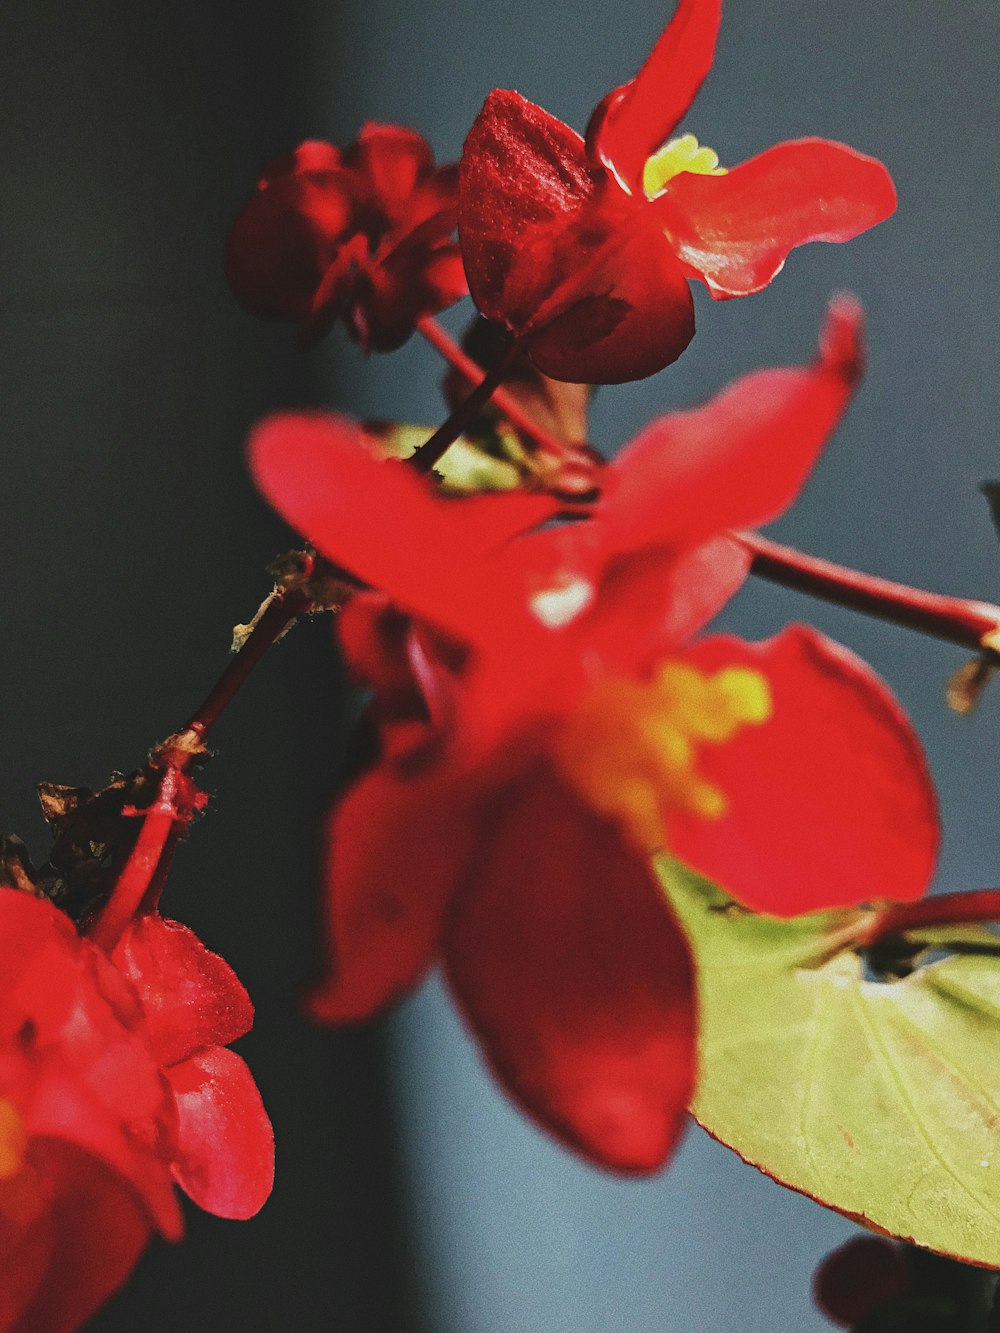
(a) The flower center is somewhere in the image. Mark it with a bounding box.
[555,662,771,851]
[642,133,727,199]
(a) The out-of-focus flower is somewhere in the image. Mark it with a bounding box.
[248,303,937,1172]
[226,124,467,351]
[0,889,273,1333]
[460,0,896,382]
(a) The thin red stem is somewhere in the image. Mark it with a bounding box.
[738,531,1000,661]
[89,768,182,951]
[865,890,1000,945]
[417,316,569,460]
[408,336,520,474]
[179,583,313,745]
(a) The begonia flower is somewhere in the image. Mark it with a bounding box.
[0,889,272,1332]
[248,303,938,1172]
[226,124,467,351]
[460,0,896,382]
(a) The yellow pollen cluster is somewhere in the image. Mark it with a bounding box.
[642,133,727,198]
[0,1098,26,1181]
[555,663,771,852]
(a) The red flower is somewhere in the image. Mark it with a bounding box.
[248,303,937,1172]
[460,0,896,383]
[226,124,467,351]
[0,890,272,1332]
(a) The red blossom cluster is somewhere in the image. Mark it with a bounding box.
[8,0,980,1324]
[249,300,937,1171]
[0,890,272,1332]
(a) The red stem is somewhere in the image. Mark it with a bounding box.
[89,768,182,951]
[865,890,1000,944]
[179,584,313,744]
[417,316,570,460]
[738,531,1000,661]
[408,336,520,474]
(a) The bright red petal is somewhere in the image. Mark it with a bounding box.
[8,1143,151,1333]
[460,90,599,327]
[588,0,722,193]
[443,767,695,1173]
[248,412,558,640]
[345,123,435,221]
[601,298,863,548]
[308,762,483,1022]
[665,627,939,915]
[659,139,897,297]
[166,1048,274,1220]
[112,914,254,1068]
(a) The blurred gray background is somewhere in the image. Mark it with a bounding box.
[1,1,997,1329]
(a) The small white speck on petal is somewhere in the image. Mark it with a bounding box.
[530,577,594,629]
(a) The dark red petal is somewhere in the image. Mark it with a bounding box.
[9,1143,151,1333]
[309,762,483,1022]
[258,139,342,185]
[112,913,254,1068]
[659,139,897,297]
[601,298,863,548]
[165,1048,274,1220]
[345,123,435,219]
[525,207,695,384]
[443,767,695,1173]
[813,1236,909,1327]
[225,167,355,323]
[248,412,558,640]
[665,626,939,915]
[588,0,722,193]
[460,90,599,326]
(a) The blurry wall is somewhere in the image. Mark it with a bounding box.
[2,1,998,1331]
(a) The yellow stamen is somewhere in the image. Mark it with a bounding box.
[643,133,728,199]
[555,662,771,851]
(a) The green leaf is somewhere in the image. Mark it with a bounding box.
[658,855,1000,1265]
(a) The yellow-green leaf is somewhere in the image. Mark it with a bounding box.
[658,855,1000,1266]
[364,422,524,494]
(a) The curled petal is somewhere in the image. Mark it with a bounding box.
[589,0,722,193]
[309,764,483,1022]
[659,139,897,297]
[601,297,863,548]
[248,412,559,640]
[444,768,695,1173]
[166,1048,274,1220]
[112,914,254,1068]
[665,626,939,915]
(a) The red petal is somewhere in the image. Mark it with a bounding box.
[166,1048,274,1220]
[112,914,254,1068]
[443,767,695,1173]
[524,203,695,384]
[588,0,722,193]
[8,1143,151,1333]
[601,298,863,547]
[309,762,483,1022]
[344,123,435,221]
[460,90,599,327]
[665,627,939,915]
[225,161,355,323]
[248,412,558,640]
[659,139,897,297]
